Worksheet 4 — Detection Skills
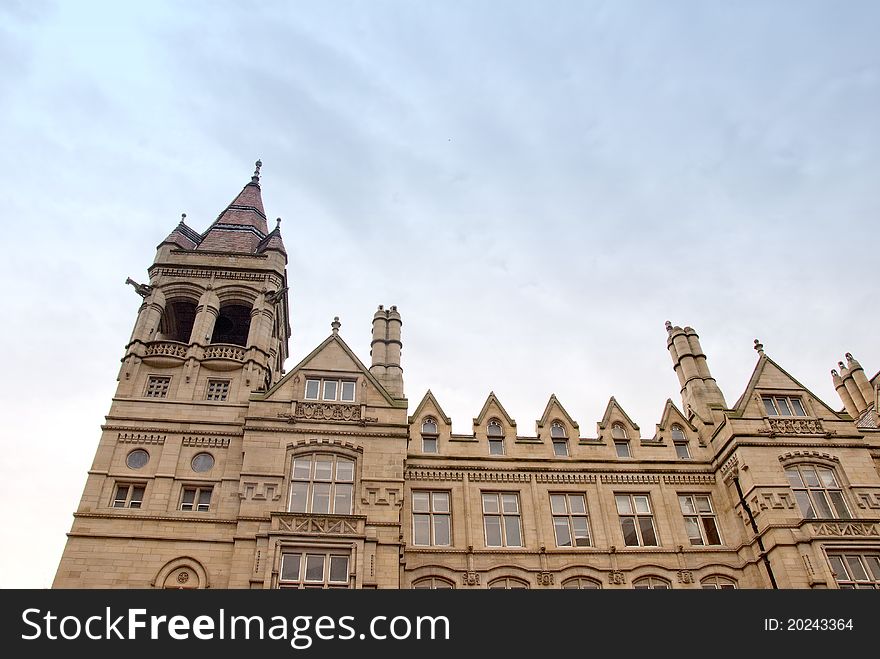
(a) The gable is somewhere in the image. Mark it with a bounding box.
[732,355,840,419]
[473,392,517,432]
[536,394,579,440]
[409,390,452,426]
[258,333,399,406]
[597,396,640,438]
[655,399,696,437]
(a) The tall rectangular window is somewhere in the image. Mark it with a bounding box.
[206,379,230,401]
[412,491,451,546]
[615,494,658,546]
[679,494,722,545]
[280,552,350,589]
[550,493,591,547]
[180,486,212,512]
[786,465,851,519]
[482,492,522,547]
[289,454,354,515]
[488,438,505,455]
[145,376,171,398]
[112,483,145,509]
[552,439,570,457]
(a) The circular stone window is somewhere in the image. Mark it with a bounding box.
[126,449,150,469]
[191,452,215,472]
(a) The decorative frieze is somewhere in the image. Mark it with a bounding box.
[749,490,797,514]
[767,418,832,437]
[806,521,879,538]
[117,432,166,445]
[280,402,377,425]
[535,473,596,484]
[150,267,278,284]
[182,436,230,448]
[663,474,714,485]
[405,469,464,482]
[854,491,880,510]
[469,472,531,483]
[778,451,839,464]
[600,474,660,484]
[271,513,365,536]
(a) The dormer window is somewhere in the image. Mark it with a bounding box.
[421,417,439,453]
[551,422,569,456]
[611,423,630,458]
[487,420,505,455]
[762,395,806,417]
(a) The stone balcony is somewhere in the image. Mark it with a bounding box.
[141,340,189,367]
[269,513,366,537]
[201,343,247,371]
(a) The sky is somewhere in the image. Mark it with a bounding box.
[0,1,877,588]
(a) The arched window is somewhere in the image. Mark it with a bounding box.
[562,577,601,589]
[160,299,197,343]
[487,420,504,455]
[551,422,569,457]
[612,423,630,458]
[421,417,438,454]
[412,577,455,589]
[633,576,670,590]
[701,575,737,589]
[785,464,851,519]
[289,454,355,515]
[671,424,690,460]
[488,577,529,589]
[211,302,252,346]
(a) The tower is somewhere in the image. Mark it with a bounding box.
[665,321,727,422]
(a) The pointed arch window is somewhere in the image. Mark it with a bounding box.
[551,422,569,457]
[611,423,630,458]
[421,417,439,454]
[671,424,691,459]
[487,420,505,455]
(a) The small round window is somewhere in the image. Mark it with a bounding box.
[191,453,215,472]
[126,449,150,469]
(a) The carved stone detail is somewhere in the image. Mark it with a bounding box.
[609,570,626,585]
[240,482,283,501]
[750,491,797,514]
[536,571,554,586]
[778,451,840,463]
[361,487,402,507]
[854,492,880,510]
[677,570,694,584]
[462,571,480,586]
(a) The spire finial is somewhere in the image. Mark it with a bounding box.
[664,320,673,332]
[331,316,341,334]
[180,212,186,224]
[753,339,764,355]
[252,159,262,183]
[276,217,281,229]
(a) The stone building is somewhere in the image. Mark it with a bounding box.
[53,166,880,589]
